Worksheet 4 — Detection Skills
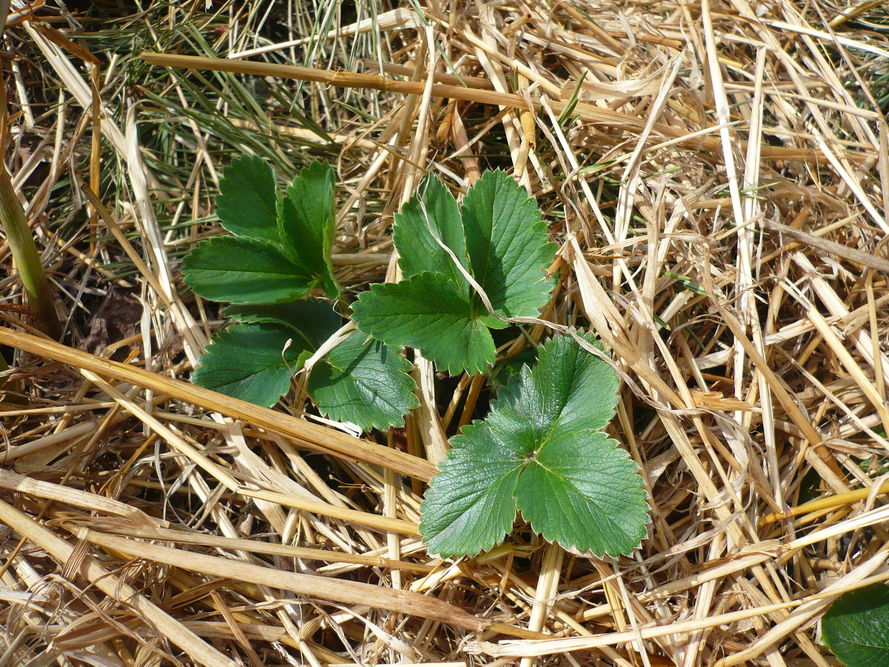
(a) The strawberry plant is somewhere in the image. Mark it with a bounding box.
[184,157,648,556]
[182,157,418,430]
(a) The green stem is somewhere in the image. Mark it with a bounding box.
[0,163,61,339]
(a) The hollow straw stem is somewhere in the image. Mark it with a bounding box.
[0,163,61,339]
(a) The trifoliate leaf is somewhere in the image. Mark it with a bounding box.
[192,323,306,406]
[355,171,556,375]
[279,162,339,298]
[186,158,341,303]
[420,332,648,558]
[352,272,496,375]
[183,236,312,304]
[394,176,469,290]
[823,584,889,667]
[308,333,419,430]
[460,170,556,317]
[216,156,279,243]
[223,300,341,349]
[186,156,416,429]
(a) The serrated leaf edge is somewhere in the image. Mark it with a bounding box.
[192,323,303,407]
[384,171,556,371]
[421,332,649,558]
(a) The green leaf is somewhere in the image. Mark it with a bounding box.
[219,302,417,430]
[352,272,496,375]
[460,170,556,317]
[308,333,419,430]
[394,176,469,290]
[182,236,313,304]
[505,331,619,432]
[516,430,649,556]
[192,324,306,406]
[216,156,280,243]
[223,300,341,349]
[370,171,556,374]
[279,161,340,298]
[823,584,889,666]
[420,332,648,558]
[187,157,418,428]
[188,158,341,304]
[419,423,524,556]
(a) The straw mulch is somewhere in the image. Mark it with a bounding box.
[2,0,889,664]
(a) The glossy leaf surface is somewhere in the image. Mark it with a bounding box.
[421,333,648,557]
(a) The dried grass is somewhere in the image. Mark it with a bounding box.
[2,0,889,664]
